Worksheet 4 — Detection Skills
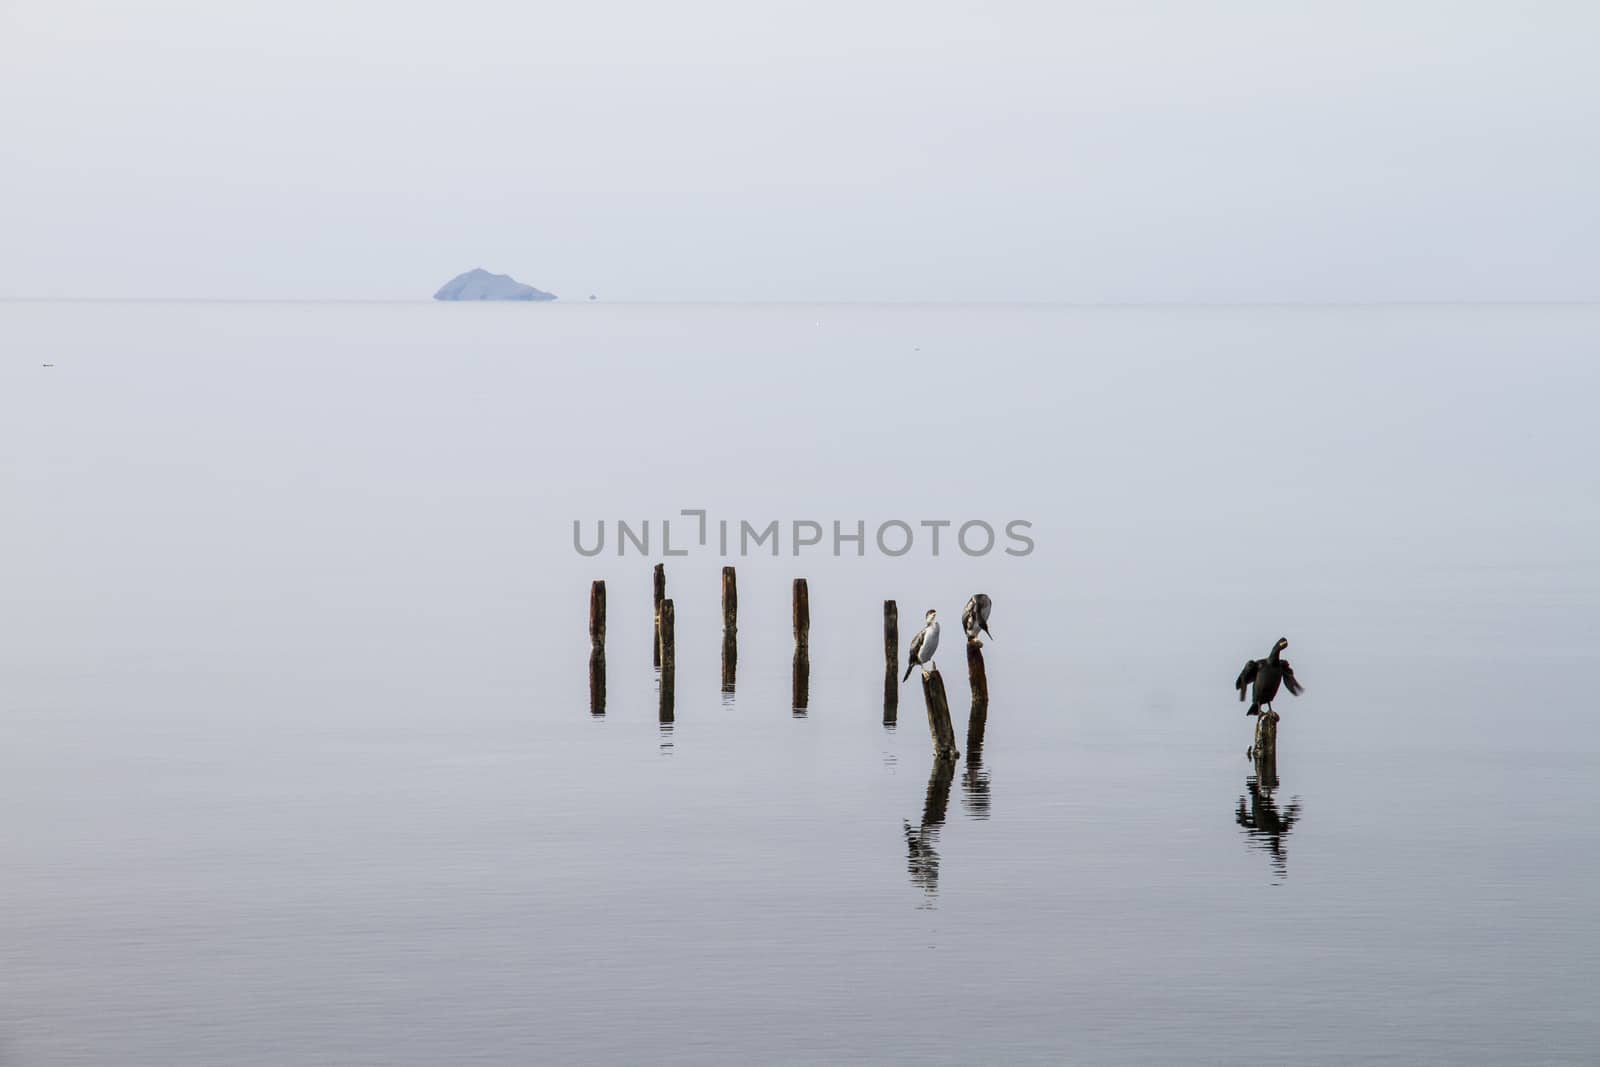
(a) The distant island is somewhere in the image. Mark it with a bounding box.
[433,268,556,301]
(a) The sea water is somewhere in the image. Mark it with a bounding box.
[1,302,1597,1064]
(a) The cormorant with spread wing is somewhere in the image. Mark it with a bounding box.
[1236,637,1303,716]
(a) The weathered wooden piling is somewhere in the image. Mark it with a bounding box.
[920,668,960,760]
[652,563,666,667]
[959,596,991,771]
[966,638,989,712]
[792,648,809,715]
[589,653,606,716]
[1248,708,1279,761]
[722,566,738,633]
[658,597,675,721]
[792,578,809,652]
[722,631,738,695]
[790,578,810,714]
[659,597,676,674]
[588,579,606,716]
[883,600,898,726]
[721,566,737,693]
[884,600,898,674]
[590,580,607,649]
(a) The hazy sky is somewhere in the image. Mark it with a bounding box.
[2,1,1596,301]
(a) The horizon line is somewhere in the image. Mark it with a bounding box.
[3,297,1599,308]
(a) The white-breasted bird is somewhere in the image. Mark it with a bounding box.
[902,609,941,681]
[962,594,993,643]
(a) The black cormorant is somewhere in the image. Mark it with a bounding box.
[1235,637,1303,716]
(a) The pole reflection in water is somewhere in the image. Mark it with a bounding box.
[961,701,990,818]
[658,669,675,747]
[904,756,957,904]
[1235,751,1302,883]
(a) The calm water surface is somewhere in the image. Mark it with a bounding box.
[1,303,1597,1064]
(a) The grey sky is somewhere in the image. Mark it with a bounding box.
[2,1,1596,301]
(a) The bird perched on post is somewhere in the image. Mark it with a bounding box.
[1236,637,1303,716]
[962,594,993,644]
[902,609,941,681]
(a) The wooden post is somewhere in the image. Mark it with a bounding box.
[920,668,960,760]
[884,600,898,675]
[721,567,737,693]
[958,625,986,806]
[658,597,675,722]
[652,563,666,667]
[792,648,809,715]
[966,638,989,712]
[722,566,738,633]
[1248,708,1279,761]
[792,578,809,652]
[659,597,676,674]
[883,600,898,726]
[792,578,810,715]
[722,632,738,695]
[588,580,606,716]
[590,580,607,650]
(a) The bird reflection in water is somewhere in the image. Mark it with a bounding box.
[961,702,990,818]
[905,757,956,904]
[1235,752,1301,883]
